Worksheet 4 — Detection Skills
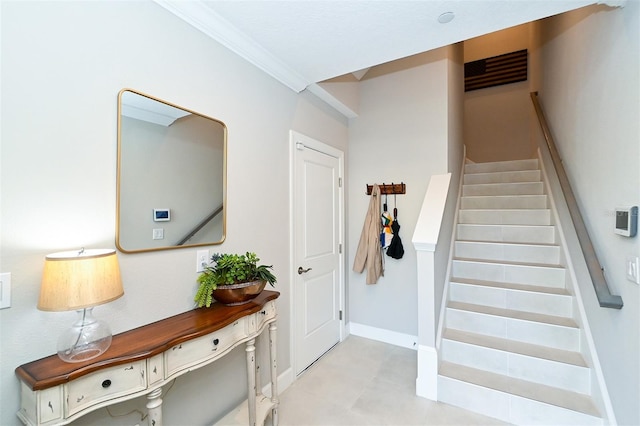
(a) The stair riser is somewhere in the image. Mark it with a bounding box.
[441,339,590,393]
[445,308,579,351]
[461,195,548,209]
[459,209,551,225]
[464,170,541,185]
[462,182,544,196]
[449,282,573,317]
[457,224,556,244]
[465,159,539,174]
[452,260,566,288]
[438,376,602,426]
[438,375,511,422]
[455,241,560,265]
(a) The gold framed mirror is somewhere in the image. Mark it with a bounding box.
[116,89,226,253]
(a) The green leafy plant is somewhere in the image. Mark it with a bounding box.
[195,252,277,308]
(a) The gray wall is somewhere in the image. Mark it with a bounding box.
[463,24,536,162]
[537,3,639,425]
[347,46,464,338]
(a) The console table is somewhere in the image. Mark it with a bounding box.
[16,291,280,426]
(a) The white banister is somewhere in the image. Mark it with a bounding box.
[412,173,452,400]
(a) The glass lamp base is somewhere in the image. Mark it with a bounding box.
[57,308,113,363]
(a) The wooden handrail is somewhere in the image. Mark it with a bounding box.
[530,92,622,309]
[176,204,223,246]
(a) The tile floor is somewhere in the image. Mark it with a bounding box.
[275,336,509,425]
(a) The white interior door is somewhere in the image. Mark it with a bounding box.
[292,131,344,375]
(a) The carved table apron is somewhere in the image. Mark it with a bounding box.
[16,291,280,426]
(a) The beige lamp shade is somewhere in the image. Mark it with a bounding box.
[38,249,124,312]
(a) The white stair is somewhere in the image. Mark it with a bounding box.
[438,159,603,425]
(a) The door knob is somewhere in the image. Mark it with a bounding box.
[298,267,312,275]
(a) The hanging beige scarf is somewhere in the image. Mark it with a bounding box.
[353,184,384,284]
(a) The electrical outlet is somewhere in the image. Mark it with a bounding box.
[0,272,11,309]
[196,250,209,273]
[627,256,640,285]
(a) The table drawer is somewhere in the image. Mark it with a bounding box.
[165,317,247,378]
[19,382,63,425]
[66,361,146,416]
[39,386,63,424]
[255,300,277,331]
[147,354,164,386]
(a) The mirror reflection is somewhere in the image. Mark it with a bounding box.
[116,89,226,253]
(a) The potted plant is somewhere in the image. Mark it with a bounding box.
[195,252,277,307]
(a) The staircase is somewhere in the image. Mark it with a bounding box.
[437,159,603,425]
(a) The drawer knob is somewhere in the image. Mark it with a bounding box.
[213,338,219,346]
[102,379,112,388]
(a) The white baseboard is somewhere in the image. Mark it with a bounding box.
[347,322,418,350]
[261,366,295,397]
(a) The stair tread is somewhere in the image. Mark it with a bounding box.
[442,328,587,367]
[447,301,578,328]
[456,240,560,248]
[463,182,542,187]
[458,209,552,226]
[464,159,539,173]
[462,194,547,199]
[454,257,564,269]
[439,361,600,417]
[463,183,544,195]
[457,223,555,228]
[463,169,542,184]
[449,277,570,295]
[460,208,551,213]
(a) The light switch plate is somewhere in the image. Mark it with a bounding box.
[0,272,11,309]
[627,256,640,285]
[196,250,209,273]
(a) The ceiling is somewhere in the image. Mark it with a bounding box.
[153,0,617,113]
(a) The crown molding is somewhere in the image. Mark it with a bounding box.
[597,0,627,6]
[305,84,358,119]
[153,0,309,92]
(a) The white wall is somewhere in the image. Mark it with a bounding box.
[0,2,347,425]
[537,3,639,425]
[347,48,460,338]
[464,24,536,162]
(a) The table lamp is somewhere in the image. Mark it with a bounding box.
[38,248,124,363]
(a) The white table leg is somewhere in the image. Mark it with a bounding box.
[269,322,279,426]
[146,387,163,426]
[246,338,257,426]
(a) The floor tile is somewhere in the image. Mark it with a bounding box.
[274,336,510,425]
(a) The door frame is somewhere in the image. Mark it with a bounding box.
[289,130,346,376]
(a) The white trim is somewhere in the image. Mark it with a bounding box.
[597,0,627,7]
[416,345,438,400]
[537,148,617,425]
[411,173,452,251]
[305,84,358,119]
[435,147,467,348]
[153,0,309,92]
[348,322,417,350]
[261,366,295,398]
[289,131,346,378]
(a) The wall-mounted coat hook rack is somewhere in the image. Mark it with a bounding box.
[366,182,406,195]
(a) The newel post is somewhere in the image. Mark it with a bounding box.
[412,173,452,401]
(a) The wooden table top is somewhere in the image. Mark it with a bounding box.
[16,291,280,391]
